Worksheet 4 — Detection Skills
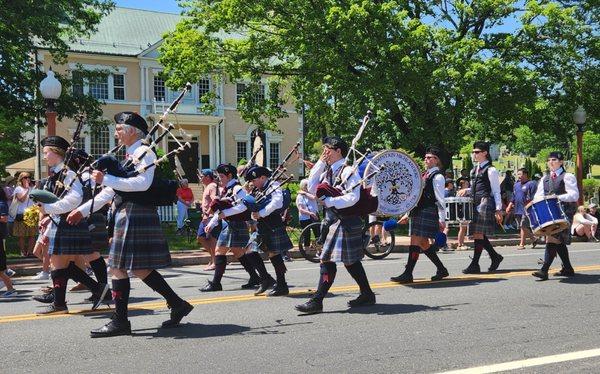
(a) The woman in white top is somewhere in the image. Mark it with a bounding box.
[11,172,35,256]
[296,179,320,247]
[572,205,599,242]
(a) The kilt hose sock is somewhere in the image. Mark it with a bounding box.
[238,254,260,281]
[112,278,131,322]
[556,243,574,271]
[269,254,287,285]
[212,255,228,284]
[482,235,500,257]
[89,257,108,285]
[142,270,184,308]
[67,262,101,294]
[423,245,445,271]
[541,243,558,272]
[471,239,485,265]
[345,261,373,295]
[247,252,272,281]
[313,262,337,302]
[404,245,421,275]
[51,268,69,307]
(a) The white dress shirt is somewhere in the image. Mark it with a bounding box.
[428,167,447,222]
[534,167,579,203]
[478,161,503,211]
[206,179,247,230]
[42,164,83,216]
[307,158,360,209]
[77,139,155,217]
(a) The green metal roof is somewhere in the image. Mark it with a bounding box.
[64,7,183,56]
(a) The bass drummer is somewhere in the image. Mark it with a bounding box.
[532,151,578,280]
[390,146,449,283]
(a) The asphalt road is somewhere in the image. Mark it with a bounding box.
[2,242,600,373]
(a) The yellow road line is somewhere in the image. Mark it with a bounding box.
[3,264,600,324]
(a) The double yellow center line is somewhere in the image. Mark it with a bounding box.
[3,264,600,324]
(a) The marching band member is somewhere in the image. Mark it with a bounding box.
[532,151,578,280]
[462,141,504,274]
[244,165,293,296]
[296,136,375,314]
[391,146,449,283]
[35,136,109,315]
[67,112,193,337]
[202,164,262,292]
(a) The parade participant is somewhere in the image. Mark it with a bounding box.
[196,169,220,271]
[505,168,538,249]
[201,164,262,292]
[67,112,193,337]
[462,141,504,274]
[34,136,109,315]
[295,136,375,314]
[391,147,450,283]
[532,151,579,280]
[244,165,293,296]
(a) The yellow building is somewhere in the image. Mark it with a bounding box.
[14,7,302,192]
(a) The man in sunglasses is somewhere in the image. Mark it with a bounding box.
[463,141,504,274]
[531,151,578,280]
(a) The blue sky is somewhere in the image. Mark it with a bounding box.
[115,0,181,14]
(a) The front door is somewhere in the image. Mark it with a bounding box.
[168,136,199,183]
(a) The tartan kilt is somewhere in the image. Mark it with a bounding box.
[409,206,440,239]
[110,202,171,270]
[89,213,108,252]
[47,217,93,256]
[216,220,249,248]
[469,197,496,235]
[197,219,222,240]
[255,222,293,255]
[321,216,364,265]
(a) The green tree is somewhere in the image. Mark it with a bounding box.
[573,132,600,174]
[160,0,598,159]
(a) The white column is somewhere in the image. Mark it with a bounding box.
[219,119,225,164]
[209,124,215,168]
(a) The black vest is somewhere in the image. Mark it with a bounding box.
[470,162,492,201]
[415,170,442,211]
[256,180,284,229]
[543,169,576,218]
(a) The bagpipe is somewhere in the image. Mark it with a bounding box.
[207,178,252,222]
[315,111,380,217]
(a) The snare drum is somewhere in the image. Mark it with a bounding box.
[525,196,569,236]
[445,197,473,223]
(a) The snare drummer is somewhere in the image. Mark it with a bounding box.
[462,141,504,274]
[532,151,578,280]
[391,146,449,283]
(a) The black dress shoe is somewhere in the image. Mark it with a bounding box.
[267,283,289,297]
[295,299,323,314]
[431,268,449,281]
[553,268,575,277]
[200,280,222,292]
[347,292,376,307]
[90,319,132,338]
[390,271,413,283]
[254,277,276,296]
[36,304,68,315]
[532,270,549,280]
[162,301,194,328]
[33,293,55,304]
[488,254,504,272]
[462,263,481,274]
[241,276,261,290]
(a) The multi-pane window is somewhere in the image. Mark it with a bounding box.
[90,124,110,159]
[153,76,166,101]
[236,141,248,163]
[269,142,280,170]
[89,76,109,100]
[113,74,125,100]
[198,78,210,100]
[236,83,265,105]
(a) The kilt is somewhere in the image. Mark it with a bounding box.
[469,197,496,236]
[216,220,249,248]
[409,206,440,239]
[254,222,293,255]
[89,213,108,252]
[47,216,93,256]
[110,202,171,270]
[197,219,222,240]
[321,216,364,265]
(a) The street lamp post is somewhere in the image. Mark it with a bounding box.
[573,106,587,205]
[39,68,62,137]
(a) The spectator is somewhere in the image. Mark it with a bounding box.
[455,168,469,187]
[0,187,17,298]
[572,205,598,241]
[176,179,194,234]
[500,170,515,230]
[445,169,454,180]
[296,179,321,247]
[444,179,455,198]
[589,204,600,225]
[196,169,219,271]
[455,179,471,250]
[11,172,35,257]
[505,168,539,249]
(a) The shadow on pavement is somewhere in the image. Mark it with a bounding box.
[403,277,505,289]
[559,273,600,285]
[326,303,466,316]
[132,323,251,339]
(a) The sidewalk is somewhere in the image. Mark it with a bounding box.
[7,234,527,277]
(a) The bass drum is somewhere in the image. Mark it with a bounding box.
[364,150,423,216]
